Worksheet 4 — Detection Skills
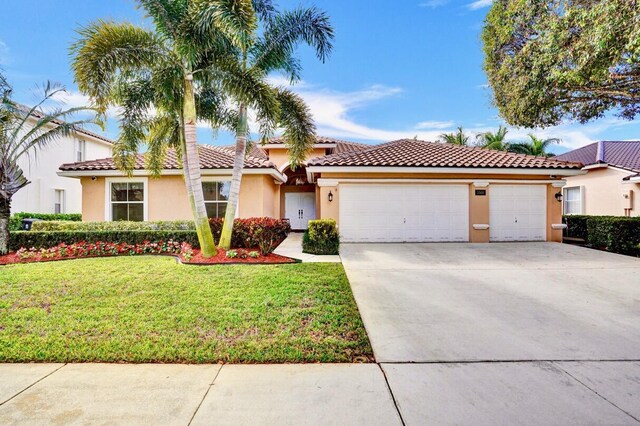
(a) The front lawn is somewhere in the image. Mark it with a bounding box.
[0,257,372,363]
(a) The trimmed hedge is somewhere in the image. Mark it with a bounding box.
[563,215,640,256]
[9,217,291,254]
[9,212,82,231]
[302,219,340,255]
[32,220,194,232]
[563,215,591,241]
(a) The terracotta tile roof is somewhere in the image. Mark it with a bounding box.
[219,143,269,160]
[307,139,583,170]
[263,136,354,146]
[332,140,372,154]
[554,141,640,173]
[59,144,276,171]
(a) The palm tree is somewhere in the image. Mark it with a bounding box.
[508,134,561,157]
[476,125,509,151]
[217,4,334,249]
[439,127,469,145]
[70,0,271,257]
[0,75,95,254]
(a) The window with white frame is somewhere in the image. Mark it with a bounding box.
[110,181,145,221]
[563,186,583,215]
[202,181,230,218]
[54,189,64,214]
[76,139,86,162]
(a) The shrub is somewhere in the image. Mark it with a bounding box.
[586,216,640,256]
[9,218,290,253]
[9,212,82,231]
[302,219,340,255]
[563,215,591,241]
[32,220,194,232]
[8,230,199,252]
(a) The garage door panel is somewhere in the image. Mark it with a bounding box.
[340,184,469,243]
[490,185,546,242]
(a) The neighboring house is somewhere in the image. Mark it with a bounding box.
[11,109,113,215]
[59,137,583,243]
[554,141,640,217]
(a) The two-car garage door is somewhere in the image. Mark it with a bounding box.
[339,184,547,243]
[340,185,469,243]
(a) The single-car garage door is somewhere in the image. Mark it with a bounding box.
[490,185,546,242]
[339,184,469,243]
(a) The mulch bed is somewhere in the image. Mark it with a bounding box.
[0,249,297,266]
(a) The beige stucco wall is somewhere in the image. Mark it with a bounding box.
[80,174,279,221]
[563,167,640,216]
[266,148,328,170]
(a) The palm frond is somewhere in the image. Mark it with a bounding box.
[251,0,276,22]
[274,87,315,168]
[137,0,188,40]
[251,6,334,77]
[71,21,170,113]
[146,113,179,175]
[192,0,257,51]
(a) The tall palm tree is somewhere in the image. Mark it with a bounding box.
[217,4,334,249]
[71,0,269,257]
[0,75,95,254]
[439,127,469,145]
[508,134,561,157]
[476,125,509,151]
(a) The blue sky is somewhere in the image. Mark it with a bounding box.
[1,0,639,154]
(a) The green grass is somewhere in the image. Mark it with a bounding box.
[0,257,372,363]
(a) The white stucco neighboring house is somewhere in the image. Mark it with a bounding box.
[11,109,113,215]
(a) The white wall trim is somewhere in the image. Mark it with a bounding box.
[104,177,149,221]
[59,168,287,182]
[306,166,585,182]
[473,181,490,188]
[316,178,565,186]
[473,224,490,230]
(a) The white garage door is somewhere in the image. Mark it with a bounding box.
[490,185,547,242]
[339,184,469,243]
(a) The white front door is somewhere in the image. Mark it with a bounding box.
[285,193,316,230]
[489,185,547,242]
[339,184,469,243]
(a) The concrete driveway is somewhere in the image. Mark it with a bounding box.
[341,242,640,424]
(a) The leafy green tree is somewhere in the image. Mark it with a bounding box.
[217,4,334,249]
[508,134,560,157]
[475,125,509,151]
[482,0,640,128]
[439,127,470,146]
[71,0,268,257]
[0,75,94,254]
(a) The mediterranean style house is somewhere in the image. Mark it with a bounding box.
[58,137,584,243]
[12,109,113,215]
[554,141,640,217]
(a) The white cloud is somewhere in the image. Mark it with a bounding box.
[415,120,455,130]
[0,40,10,65]
[419,0,449,8]
[467,0,493,10]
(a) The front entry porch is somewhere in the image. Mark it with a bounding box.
[280,165,317,230]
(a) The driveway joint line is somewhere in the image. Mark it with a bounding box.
[187,364,224,426]
[0,363,67,408]
[553,362,640,424]
[377,363,406,426]
[379,359,640,364]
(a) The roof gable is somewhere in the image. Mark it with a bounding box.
[554,141,640,172]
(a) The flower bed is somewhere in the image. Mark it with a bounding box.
[0,240,295,265]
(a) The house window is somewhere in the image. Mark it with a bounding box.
[202,181,230,218]
[110,182,145,221]
[563,186,583,215]
[76,140,86,162]
[54,189,64,214]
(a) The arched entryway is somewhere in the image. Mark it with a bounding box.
[281,165,317,230]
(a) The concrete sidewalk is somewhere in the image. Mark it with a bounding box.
[0,363,401,425]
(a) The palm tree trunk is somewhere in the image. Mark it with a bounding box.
[0,197,11,255]
[218,104,248,250]
[178,116,197,214]
[183,72,217,257]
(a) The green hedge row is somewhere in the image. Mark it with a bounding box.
[9,212,82,231]
[563,215,640,256]
[302,219,340,255]
[10,218,291,254]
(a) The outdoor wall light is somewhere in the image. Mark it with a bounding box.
[328,191,334,202]
[555,192,563,202]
